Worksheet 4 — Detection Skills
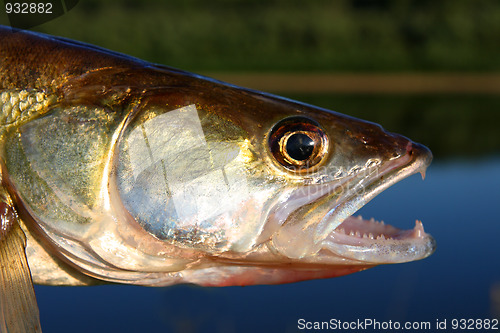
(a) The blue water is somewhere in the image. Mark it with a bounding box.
[35,157,500,332]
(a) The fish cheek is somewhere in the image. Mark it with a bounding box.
[114,103,266,253]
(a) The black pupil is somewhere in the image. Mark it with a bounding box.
[286,133,315,161]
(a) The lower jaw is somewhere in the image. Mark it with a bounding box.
[319,216,435,264]
[328,215,428,246]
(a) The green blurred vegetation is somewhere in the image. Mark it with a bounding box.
[0,0,497,72]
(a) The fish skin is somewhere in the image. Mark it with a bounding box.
[0,26,434,330]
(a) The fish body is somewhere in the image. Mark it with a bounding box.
[0,26,434,331]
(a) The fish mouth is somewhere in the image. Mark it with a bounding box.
[270,141,435,264]
[320,217,435,264]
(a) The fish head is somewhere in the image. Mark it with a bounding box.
[4,69,434,286]
[108,74,434,284]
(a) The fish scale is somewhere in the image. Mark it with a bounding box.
[0,90,55,129]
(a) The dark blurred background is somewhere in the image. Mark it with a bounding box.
[10,0,499,72]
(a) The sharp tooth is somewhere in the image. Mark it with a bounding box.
[349,231,355,236]
[355,231,360,237]
[378,234,386,240]
[414,220,425,237]
[380,221,385,226]
[338,228,345,234]
[420,168,426,180]
[369,218,375,223]
[362,233,368,238]
[368,233,374,239]
[358,215,363,220]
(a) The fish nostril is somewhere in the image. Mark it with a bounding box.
[406,141,413,153]
[409,141,433,167]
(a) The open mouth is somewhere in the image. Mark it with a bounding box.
[271,141,435,264]
[316,141,435,263]
[321,216,435,263]
[331,216,425,245]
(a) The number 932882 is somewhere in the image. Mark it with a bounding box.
[5,2,53,14]
[451,318,499,330]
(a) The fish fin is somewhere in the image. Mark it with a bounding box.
[0,202,42,333]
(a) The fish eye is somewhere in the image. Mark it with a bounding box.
[268,116,329,172]
[285,133,314,161]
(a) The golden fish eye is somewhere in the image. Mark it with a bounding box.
[268,116,329,173]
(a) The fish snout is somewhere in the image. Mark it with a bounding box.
[407,141,433,172]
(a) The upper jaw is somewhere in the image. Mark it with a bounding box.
[269,141,434,264]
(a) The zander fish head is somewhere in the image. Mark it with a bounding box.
[4,67,434,286]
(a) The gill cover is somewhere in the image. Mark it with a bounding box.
[115,94,259,252]
[2,81,279,282]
